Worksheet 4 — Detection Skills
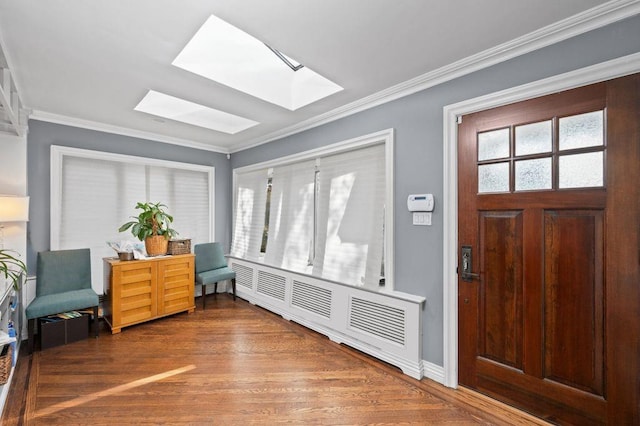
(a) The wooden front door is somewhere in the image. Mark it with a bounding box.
[458,74,639,425]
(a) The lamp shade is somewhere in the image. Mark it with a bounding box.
[0,196,30,222]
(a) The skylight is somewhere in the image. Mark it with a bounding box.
[172,15,343,111]
[134,90,259,134]
[264,44,304,72]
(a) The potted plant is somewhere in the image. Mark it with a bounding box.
[118,202,178,256]
[0,249,27,291]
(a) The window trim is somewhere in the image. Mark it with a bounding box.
[50,145,216,249]
[233,128,395,289]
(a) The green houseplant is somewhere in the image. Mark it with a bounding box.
[118,202,178,256]
[0,249,27,291]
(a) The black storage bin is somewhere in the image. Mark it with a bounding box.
[39,313,89,350]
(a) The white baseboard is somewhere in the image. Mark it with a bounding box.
[422,360,446,385]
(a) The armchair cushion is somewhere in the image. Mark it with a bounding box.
[25,288,99,319]
[36,248,92,296]
[194,243,228,273]
[196,266,236,286]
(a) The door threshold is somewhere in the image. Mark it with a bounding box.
[456,385,553,426]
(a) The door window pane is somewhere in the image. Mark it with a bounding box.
[478,128,509,161]
[478,162,510,193]
[515,120,552,156]
[559,111,604,151]
[515,158,552,191]
[559,152,604,188]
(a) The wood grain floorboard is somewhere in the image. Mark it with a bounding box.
[2,295,549,425]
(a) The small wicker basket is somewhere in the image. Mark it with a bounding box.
[168,239,191,255]
[0,344,12,385]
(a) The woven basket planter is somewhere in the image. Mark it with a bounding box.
[145,235,168,256]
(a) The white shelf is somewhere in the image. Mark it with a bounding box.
[0,281,20,417]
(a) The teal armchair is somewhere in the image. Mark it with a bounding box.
[26,248,99,352]
[194,242,236,309]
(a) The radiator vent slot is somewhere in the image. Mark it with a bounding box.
[291,280,332,319]
[233,263,254,289]
[257,271,286,301]
[349,297,405,346]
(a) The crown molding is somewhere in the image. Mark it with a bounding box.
[29,110,230,154]
[231,0,640,153]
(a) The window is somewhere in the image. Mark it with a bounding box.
[477,110,605,193]
[172,14,343,111]
[263,159,316,273]
[260,176,273,254]
[134,90,258,134]
[51,146,215,294]
[231,130,394,290]
[230,168,269,261]
[312,145,386,287]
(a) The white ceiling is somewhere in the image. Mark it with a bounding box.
[0,0,625,153]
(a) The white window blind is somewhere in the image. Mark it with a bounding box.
[148,167,211,246]
[230,168,268,261]
[312,144,386,288]
[52,146,214,294]
[263,160,316,273]
[230,129,394,290]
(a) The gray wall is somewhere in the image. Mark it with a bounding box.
[230,15,640,366]
[26,120,232,272]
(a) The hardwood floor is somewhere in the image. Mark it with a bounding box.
[3,295,549,425]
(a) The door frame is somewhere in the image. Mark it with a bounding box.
[441,51,640,389]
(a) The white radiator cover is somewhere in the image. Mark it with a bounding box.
[228,257,426,379]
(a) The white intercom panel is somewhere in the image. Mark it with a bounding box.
[408,194,434,226]
[407,194,434,212]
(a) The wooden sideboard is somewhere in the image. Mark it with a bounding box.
[103,254,195,334]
